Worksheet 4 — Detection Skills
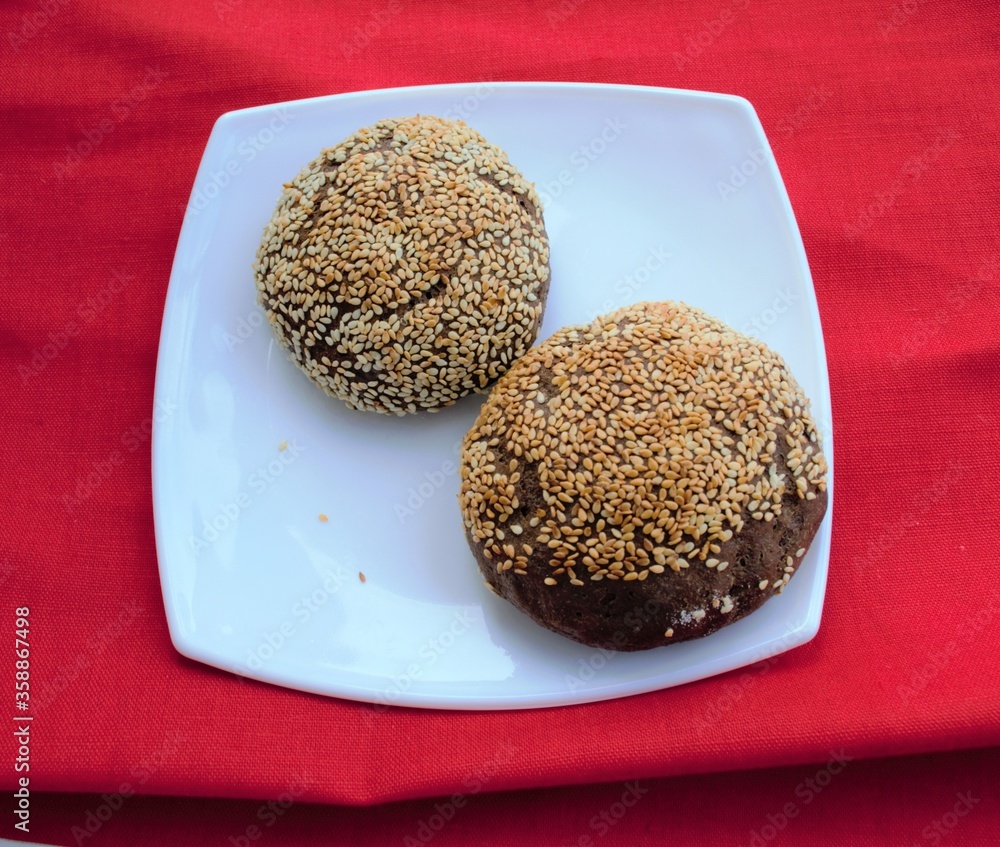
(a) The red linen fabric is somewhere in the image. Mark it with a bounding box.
[17,748,1000,846]
[1,0,998,843]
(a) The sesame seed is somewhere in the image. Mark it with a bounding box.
[458,301,828,632]
[254,115,550,415]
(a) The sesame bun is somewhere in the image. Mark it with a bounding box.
[254,115,550,415]
[459,301,829,650]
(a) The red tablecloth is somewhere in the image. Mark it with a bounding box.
[18,749,1000,846]
[3,0,999,844]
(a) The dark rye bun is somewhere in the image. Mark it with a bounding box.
[254,114,550,415]
[459,301,829,650]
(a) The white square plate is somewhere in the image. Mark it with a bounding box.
[154,82,833,709]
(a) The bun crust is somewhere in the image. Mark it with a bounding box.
[459,301,829,650]
[254,115,550,415]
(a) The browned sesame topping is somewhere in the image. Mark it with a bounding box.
[459,301,828,594]
[358,571,366,583]
[254,115,550,415]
